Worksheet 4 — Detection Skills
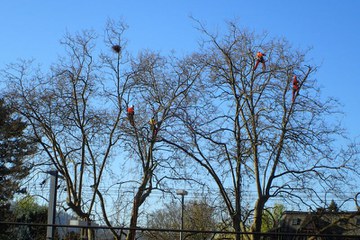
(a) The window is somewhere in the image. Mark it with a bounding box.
[292,218,301,225]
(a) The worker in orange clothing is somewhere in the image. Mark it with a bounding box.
[127,105,135,126]
[253,51,266,71]
[292,75,300,102]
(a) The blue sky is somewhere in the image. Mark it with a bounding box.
[1,0,359,140]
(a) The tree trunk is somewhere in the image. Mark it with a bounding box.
[232,214,242,240]
[79,218,95,240]
[126,198,140,240]
[251,198,266,240]
[127,178,149,240]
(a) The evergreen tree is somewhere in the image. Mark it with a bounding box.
[0,98,36,202]
[328,200,339,212]
[261,204,285,232]
[0,98,37,238]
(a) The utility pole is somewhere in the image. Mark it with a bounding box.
[46,170,58,240]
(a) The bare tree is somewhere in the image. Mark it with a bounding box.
[162,21,360,240]
[122,50,203,240]
[145,199,217,240]
[2,20,130,239]
[3,18,359,240]
[1,19,203,240]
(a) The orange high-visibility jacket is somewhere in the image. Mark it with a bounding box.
[127,106,134,115]
[256,52,264,58]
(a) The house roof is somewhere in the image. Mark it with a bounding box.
[279,210,360,236]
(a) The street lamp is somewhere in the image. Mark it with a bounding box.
[176,189,188,240]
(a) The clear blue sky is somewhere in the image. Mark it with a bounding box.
[1,0,359,139]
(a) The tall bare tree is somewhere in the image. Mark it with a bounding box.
[162,21,360,240]
[1,19,202,240]
[123,51,203,240]
[2,20,130,239]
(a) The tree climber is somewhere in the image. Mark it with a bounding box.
[127,105,135,126]
[292,75,300,102]
[253,51,266,71]
[149,117,158,137]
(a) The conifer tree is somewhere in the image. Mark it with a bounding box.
[0,98,36,202]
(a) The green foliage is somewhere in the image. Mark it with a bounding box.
[328,200,339,212]
[0,195,50,240]
[261,204,285,232]
[0,98,37,203]
[0,99,37,239]
[13,195,47,218]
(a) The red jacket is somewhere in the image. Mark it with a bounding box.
[293,76,299,90]
[127,106,134,115]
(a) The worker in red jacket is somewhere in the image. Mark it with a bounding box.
[127,105,135,126]
[253,52,266,71]
[292,75,300,102]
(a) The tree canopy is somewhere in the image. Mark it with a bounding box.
[1,19,359,240]
[146,199,217,240]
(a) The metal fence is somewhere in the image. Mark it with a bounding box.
[2,221,360,240]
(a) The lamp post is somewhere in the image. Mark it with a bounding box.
[176,189,188,240]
